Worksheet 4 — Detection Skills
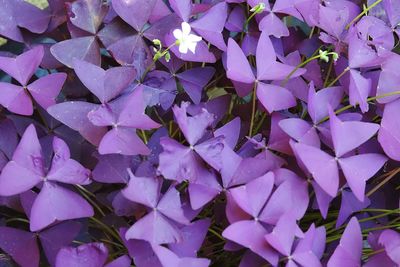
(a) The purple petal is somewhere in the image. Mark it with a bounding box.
[0,226,39,267]
[259,13,289,38]
[327,217,362,267]
[190,2,228,51]
[230,172,274,218]
[265,213,297,256]
[177,67,215,104]
[39,221,81,266]
[169,219,210,257]
[98,127,150,156]
[329,108,380,157]
[293,142,338,197]
[0,46,44,85]
[257,82,296,113]
[47,101,107,146]
[158,137,204,182]
[30,182,94,232]
[0,82,33,115]
[378,98,400,161]
[50,36,101,68]
[152,245,210,267]
[28,73,67,109]
[226,38,255,84]
[125,211,182,245]
[112,0,157,31]
[338,153,387,201]
[169,0,192,21]
[67,0,108,34]
[122,171,160,208]
[222,220,279,265]
[55,242,108,267]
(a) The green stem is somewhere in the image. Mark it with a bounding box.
[281,55,321,86]
[254,112,267,133]
[5,218,29,224]
[140,129,148,144]
[323,60,334,87]
[281,52,337,86]
[345,0,383,30]
[363,248,385,258]
[140,43,176,82]
[76,185,106,217]
[326,210,398,235]
[326,67,350,87]
[308,26,315,39]
[248,82,258,137]
[208,228,225,241]
[366,168,400,197]
[240,11,258,41]
[90,217,123,244]
[318,90,400,124]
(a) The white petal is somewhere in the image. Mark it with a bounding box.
[173,29,183,40]
[188,34,202,43]
[187,42,197,54]
[179,43,189,54]
[181,22,191,36]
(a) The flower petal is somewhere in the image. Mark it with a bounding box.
[173,29,183,40]
[181,21,191,35]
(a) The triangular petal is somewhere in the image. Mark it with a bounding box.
[378,99,400,161]
[0,46,44,85]
[98,127,150,156]
[122,170,160,208]
[230,172,275,218]
[293,142,338,197]
[0,82,33,115]
[336,190,371,228]
[279,118,320,147]
[169,0,192,21]
[30,182,94,232]
[222,220,279,265]
[157,187,189,225]
[172,102,214,145]
[125,211,182,245]
[259,13,289,38]
[329,109,380,157]
[39,221,81,266]
[27,73,67,109]
[47,101,107,146]
[190,2,228,50]
[338,153,387,201]
[348,69,371,113]
[169,219,210,257]
[177,67,215,104]
[68,0,108,34]
[327,217,362,267]
[0,227,39,267]
[50,36,101,68]
[118,86,161,130]
[226,38,255,84]
[111,0,157,31]
[265,213,297,256]
[257,83,297,113]
[308,85,343,124]
[194,136,225,171]
[55,242,108,267]
[158,137,204,182]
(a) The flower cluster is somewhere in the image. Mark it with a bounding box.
[0,0,399,266]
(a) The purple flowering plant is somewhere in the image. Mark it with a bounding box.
[0,0,400,266]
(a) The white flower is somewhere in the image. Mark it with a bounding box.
[173,22,202,54]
